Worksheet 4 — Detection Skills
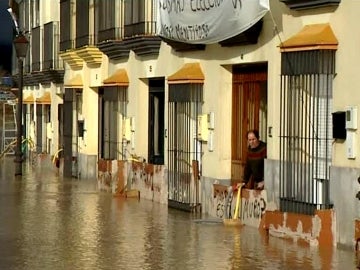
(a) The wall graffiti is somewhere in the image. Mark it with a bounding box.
[239,190,267,227]
[213,184,229,219]
[212,184,267,228]
[241,197,266,220]
[216,200,225,218]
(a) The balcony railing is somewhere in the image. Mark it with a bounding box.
[32,61,41,72]
[44,21,62,70]
[60,39,74,52]
[97,27,124,43]
[75,34,94,48]
[124,21,157,38]
[43,59,64,70]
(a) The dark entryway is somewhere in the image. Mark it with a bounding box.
[148,78,165,165]
[63,88,81,178]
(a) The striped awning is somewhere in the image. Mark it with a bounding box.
[168,63,204,84]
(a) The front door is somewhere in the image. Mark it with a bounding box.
[231,64,268,184]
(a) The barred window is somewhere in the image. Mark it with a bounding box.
[99,87,128,160]
[280,50,335,215]
[168,84,203,207]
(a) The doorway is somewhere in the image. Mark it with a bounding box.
[148,78,165,165]
[231,64,268,184]
[63,88,81,178]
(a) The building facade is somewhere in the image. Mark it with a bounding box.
[9,0,360,248]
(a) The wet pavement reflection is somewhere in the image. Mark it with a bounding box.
[0,157,358,270]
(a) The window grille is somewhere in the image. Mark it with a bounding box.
[124,0,156,36]
[95,0,124,42]
[168,84,203,211]
[280,50,335,215]
[76,0,91,47]
[31,26,41,71]
[60,0,73,51]
[99,87,127,160]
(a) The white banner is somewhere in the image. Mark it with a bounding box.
[157,0,270,44]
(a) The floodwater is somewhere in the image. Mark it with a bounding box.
[0,157,358,270]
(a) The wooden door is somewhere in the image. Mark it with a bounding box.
[231,65,267,184]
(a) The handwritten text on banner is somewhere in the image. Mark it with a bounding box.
[157,0,270,44]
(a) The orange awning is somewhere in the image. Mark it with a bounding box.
[36,92,51,104]
[64,74,83,88]
[103,69,129,86]
[168,63,204,84]
[280,23,338,52]
[23,94,34,104]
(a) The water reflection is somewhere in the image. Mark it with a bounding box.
[0,157,357,270]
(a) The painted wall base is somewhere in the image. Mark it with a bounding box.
[97,159,168,205]
[263,209,336,247]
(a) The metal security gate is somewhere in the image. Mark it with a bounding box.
[168,84,202,212]
[280,50,335,215]
[98,86,127,160]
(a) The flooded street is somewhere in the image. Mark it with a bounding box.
[0,157,358,270]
